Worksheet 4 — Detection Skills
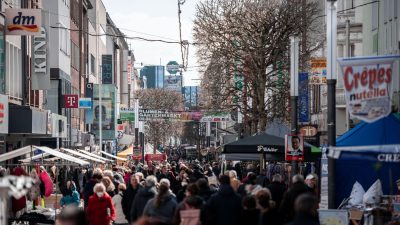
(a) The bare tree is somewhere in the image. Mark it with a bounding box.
[194,0,323,135]
[135,89,184,153]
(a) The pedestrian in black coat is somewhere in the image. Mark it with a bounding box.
[280,175,312,223]
[267,174,287,208]
[122,175,142,223]
[256,188,282,225]
[202,175,242,225]
[196,178,216,202]
[83,169,102,208]
[241,195,260,225]
[285,193,320,225]
[130,175,158,223]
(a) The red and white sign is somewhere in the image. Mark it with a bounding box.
[0,94,8,134]
[285,135,304,161]
[127,58,132,85]
[145,154,167,162]
[117,123,125,131]
[63,95,79,108]
[338,56,396,123]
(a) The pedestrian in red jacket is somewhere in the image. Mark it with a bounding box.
[87,183,116,225]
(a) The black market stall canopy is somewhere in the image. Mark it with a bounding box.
[223,132,318,161]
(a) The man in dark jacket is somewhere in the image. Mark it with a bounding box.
[196,178,216,202]
[122,174,142,223]
[280,175,312,223]
[268,174,287,207]
[203,174,242,225]
[285,193,320,225]
[130,175,158,222]
[83,169,102,208]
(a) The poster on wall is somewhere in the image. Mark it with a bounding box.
[338,56,397,123]
[285,134,304,161]
[93,84,116,140]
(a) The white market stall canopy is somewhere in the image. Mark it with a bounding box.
[0,146,90,166]
[78,150,113,162]
[61,148,106,163]
[101,151,127,161]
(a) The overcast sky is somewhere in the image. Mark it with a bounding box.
[102,0,200,86]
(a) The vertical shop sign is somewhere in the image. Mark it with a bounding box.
[102,55,113,84]
[298,72,309,123]
[85,83,94,124]
[31,27,50,90]
[0,94,8,134]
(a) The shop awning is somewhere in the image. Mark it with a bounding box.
[62,148,106,163]
[0,146,90,166]
[78,150,113,162]
[117,147,133,157]
[101,151,127,161]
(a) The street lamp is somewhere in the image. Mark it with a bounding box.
[326,0,337,209]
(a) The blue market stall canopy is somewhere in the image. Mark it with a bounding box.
[336,113,400,146]
[331,113,400,207]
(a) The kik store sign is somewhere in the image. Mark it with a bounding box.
[6,9,42,35]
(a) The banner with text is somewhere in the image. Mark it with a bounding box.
[310,58,327,85]
[298,72,309,123]
[338,56,396,123]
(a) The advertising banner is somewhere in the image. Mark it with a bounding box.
[285,134,304,161]
[298,72,309,123]
[63,95,79,108]
[5,9,42,35]
[120,107,135,122]
[85,83,94,124]
[127,57,132,85]
[93,84,116,140]
[164,75,182,92]
[139,109,181,121]
[0,94,8,134]
[338,56,396,123]
[79,98,92,109]
[102,55,113,84]
[200,112,231,122]
[310,58,327,85]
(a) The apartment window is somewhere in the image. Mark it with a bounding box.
[71,41,79,70]
[59,24,70,56]
[90,54,95,74]
[6,42,22,100]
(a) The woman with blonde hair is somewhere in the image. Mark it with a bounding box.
[87,183,115,225]
[102,176,116,197]
[255,188,281,225]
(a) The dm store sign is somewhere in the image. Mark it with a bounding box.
[338,56,396,123]
[5,9,42,35]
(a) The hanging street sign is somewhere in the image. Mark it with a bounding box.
[166,61,180,75]
[338,55,397,123]
[120,107,135,122]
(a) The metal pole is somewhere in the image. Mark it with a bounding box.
[99,65,102,152]
[290,36,299,133]
[345,19,351,131]
[206,122,211,147]
[134,99,139,147]
[327,0,337,209]
[139,121,144,164]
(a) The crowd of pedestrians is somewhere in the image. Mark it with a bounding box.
[56,161,320,225]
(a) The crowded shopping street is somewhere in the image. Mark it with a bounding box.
[1,0,400,225]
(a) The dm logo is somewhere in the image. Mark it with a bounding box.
[6,9,41,35]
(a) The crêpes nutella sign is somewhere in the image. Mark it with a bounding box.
[338,56,397,123]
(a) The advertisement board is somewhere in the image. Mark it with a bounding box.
[85,83,94,124]
[285,134,304,161]
[298,72,309,123]
[310,58,327,85]
[164,75,182,92]
[338,56,396,123]
[120,107,135,122]
[102,55,113,84]
[93,84,116,140]
[0,94,8,134]
[200,112,231,122]
[79,98,92,109]
[5,9,42,35]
